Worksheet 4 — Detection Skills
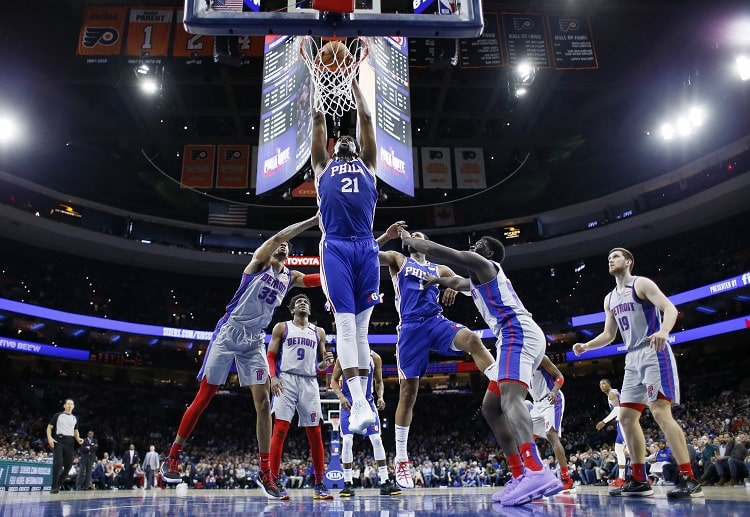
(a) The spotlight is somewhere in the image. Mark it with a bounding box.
[737,55,750,81]
[134,64,163,96]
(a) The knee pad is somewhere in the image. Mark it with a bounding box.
[334,313,357,370]
[355,308,374,369]
[341,434,354,464]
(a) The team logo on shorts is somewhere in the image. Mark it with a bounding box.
[646,384,655,399]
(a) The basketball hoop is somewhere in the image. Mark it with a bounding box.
[330,416,340,432]
[299,37,369,119]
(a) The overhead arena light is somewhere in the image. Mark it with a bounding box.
[657,106,706,141]
[737,55,750,81]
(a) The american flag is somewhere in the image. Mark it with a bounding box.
[208,202,248,226]
[210,0,244,11]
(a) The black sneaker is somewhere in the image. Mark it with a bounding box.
[609,479,653,497]
[380,480,402,496]
[256,470,282,500]
[160,456,182,484]
[667,475,704,499]
[339,482,355,497]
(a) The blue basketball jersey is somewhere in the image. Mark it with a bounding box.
[393,257,443,322]
[316,157,377,238]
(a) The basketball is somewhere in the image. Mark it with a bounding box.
[315,40,352,72]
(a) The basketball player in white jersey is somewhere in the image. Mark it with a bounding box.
[573,247,703,498]
[266,293,334,500]
[596,378,627,487]
[160,215,321,501]
[377,221,496,489]
[528,356,574,493]
[330,351,401,496]
[400,231,562,506]
[311,78,380,436]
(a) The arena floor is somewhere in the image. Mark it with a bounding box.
[2,485,748,516]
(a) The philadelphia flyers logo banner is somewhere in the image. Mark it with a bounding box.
[77,6,127,59]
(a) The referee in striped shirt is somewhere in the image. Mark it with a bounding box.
[46,399,83,493]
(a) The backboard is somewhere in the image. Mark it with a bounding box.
[183,0,484,38]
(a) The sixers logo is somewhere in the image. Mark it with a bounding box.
[83,27,120,48]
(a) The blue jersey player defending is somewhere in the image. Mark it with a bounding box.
[401,231,562,506]
[330,352,401,496]
[596,378,627,487]
[377,223,496,489]
[159,215,321,500]
[573,248,703,499]
[311,78,380,436]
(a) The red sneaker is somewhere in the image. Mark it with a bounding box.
[610,477,627,488]
[561,477,575,492]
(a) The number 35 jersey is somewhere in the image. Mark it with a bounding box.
[222,264,292,333]
[608,277,661,351]
[316,157,377,239]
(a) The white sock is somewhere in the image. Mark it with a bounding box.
[343,468,353,483]
[395,425,409,460]
[347,376,366,402]
[378,465,389,484]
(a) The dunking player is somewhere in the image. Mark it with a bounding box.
[160,215,321,500]
[377,222,497,489]
[401,232,562,506]
[266,293,334,500]
[311,78,380,435]
[330,351,402,496]
[596,378,627,487]
[527,356,574,493]
[573,247,703,498]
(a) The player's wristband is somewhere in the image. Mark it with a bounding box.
[267,351,278,377]
[303,273,321,287]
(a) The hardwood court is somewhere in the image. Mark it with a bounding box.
[2,485,749,516]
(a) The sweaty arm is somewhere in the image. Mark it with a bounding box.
[351,80,376,170]
[290,270,321,289]
[572,294,618,356]
[311,82,329,175]
[400,230,496,284]
[245,215,319,274]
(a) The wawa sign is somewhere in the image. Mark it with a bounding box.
[292,181,316,198]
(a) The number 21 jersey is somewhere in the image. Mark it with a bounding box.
[316,157,377,238]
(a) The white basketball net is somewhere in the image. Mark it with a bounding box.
[299,37,369,119]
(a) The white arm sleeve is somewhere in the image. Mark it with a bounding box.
[602,406,619,423]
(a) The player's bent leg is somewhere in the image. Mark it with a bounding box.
[453,329,495,374]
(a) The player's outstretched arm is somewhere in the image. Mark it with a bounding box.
[572,294,618,356]
[311,83,329,176]
[402,229,495,282]
[351,80,376,170]
[376,220,407,247]
[245,214,318,274]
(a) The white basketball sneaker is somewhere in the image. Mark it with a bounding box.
[348,399,376,434]
[394,458,414,489]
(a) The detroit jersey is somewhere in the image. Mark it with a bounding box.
[220,264,293,332]
[470,261,534,339]
[607,388,621,418]
[529,368,559,403]
[276,321,320,377]
[608,277,661,351]
[316,157,377,238]
[393,257,442,322]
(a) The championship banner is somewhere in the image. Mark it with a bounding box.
[76,6,127,60]
[181,145,215,188]
[216,145,250,189]
[454,148,487,189]
[421,147,452,189]
[173,10,214,60]
[125,8,174,58]
[548,15,598,70]
[501,13,550,68]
